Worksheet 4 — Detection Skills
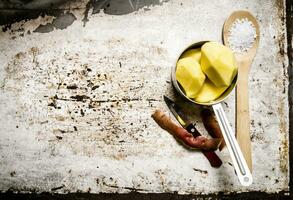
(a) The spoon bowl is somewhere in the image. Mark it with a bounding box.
[223,10,260,61]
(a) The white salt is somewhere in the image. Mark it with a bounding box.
[227,18,257,53]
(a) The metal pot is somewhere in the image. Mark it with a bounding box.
[171,41,252,186]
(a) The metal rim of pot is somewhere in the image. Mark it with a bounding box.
[171,40,238,106]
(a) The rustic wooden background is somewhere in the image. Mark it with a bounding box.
[0,0,291,198]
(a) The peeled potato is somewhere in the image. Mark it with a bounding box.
[176,57,205,98]
[201,42,237,87]
[181,49,201,62]
[194,78,228,103]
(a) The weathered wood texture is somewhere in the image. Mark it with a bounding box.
[0,0,289,194]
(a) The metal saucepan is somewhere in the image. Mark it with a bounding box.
[171,41,252,186]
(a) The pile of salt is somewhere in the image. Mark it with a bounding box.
[227,18,257,53]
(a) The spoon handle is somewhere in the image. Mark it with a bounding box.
[236,61,252,172]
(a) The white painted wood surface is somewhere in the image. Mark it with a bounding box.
[0,0,289,194]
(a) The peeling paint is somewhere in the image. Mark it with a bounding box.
[33,12,76,33]
[82,0,170,26]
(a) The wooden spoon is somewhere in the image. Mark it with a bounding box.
[223,10,260,172]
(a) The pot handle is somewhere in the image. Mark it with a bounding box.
[212,103,252,186]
